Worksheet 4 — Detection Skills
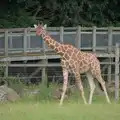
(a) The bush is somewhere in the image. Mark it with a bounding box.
[34,83,59,102]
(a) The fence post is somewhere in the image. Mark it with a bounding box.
[42,60,48,87]
[108,27,112,53]
[76,26,81,48]
[115,43,119,101]
[4,30,9,77]
[60,26,64,43]
[108,64,112,84]
[108,57,112,84]
[5,63,8,77]
[92,26,96,52]
[27,30,31,49]
[5,30,8,57]
[23,28,27,55]
[9,32,13,49]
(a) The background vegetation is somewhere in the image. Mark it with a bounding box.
[0,0,120,28]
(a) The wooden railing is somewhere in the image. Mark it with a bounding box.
[0,26,120,58]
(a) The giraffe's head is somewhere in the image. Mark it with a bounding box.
[34,24,47,36]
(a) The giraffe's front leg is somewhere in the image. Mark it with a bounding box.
[59,69,68,106]
[86,72,96,104]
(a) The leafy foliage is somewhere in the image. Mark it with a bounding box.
[0,0,120,27]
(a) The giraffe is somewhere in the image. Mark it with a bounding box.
[34,24,111,105]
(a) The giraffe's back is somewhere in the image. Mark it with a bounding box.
[61,44,101,75]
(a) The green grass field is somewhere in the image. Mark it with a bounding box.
[0,83,119,120]
[0,101,120,120]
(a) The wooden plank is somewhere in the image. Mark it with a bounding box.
[1,26,120,33]
[107,64,112,83]
[0,28,25,32]
[5,30,8,57]
[76,26,81,48]
[0,52,116,62]
[4,46,110,53]
[108,27,112,53]
[81,46,108,50]
[5,62,8,77]
[92,26,96,52]
[42,67,46,85]
[27,30,31,49]
[7,31,109,37]
[5,61,118,67]
[9,32,13,49]
[112,31,120,34]
[1,29,119,37]
[60,26,64,43]
[63,31,108,34]
[23,29,27,55]
[8,33,24,36]
[64,32,77,34]
[41,59,48,86]
[115,43,119,101]
[112,27,120,30]
[8,63,61,67]
[0,55,61,62]
[96,32,108,34]
[43,40,47,51]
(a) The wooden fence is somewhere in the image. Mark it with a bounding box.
[0,26,120,56]
[0,26,120,101]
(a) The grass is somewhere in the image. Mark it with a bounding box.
[0,98,120,120]
[0,83,120,120]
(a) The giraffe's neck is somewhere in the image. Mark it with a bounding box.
[41,30,62,53]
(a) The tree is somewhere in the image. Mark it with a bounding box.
[0,0,120,28]
[0,0,36,28]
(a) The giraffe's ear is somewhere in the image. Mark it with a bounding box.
[34,24,38,28]
[43,24,47,29]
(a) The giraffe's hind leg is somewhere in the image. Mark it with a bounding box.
[90,58,111,103]
[96,75,111,103]
[75,73,87,104]
[92,71,111,103]
[86,72,96,104]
